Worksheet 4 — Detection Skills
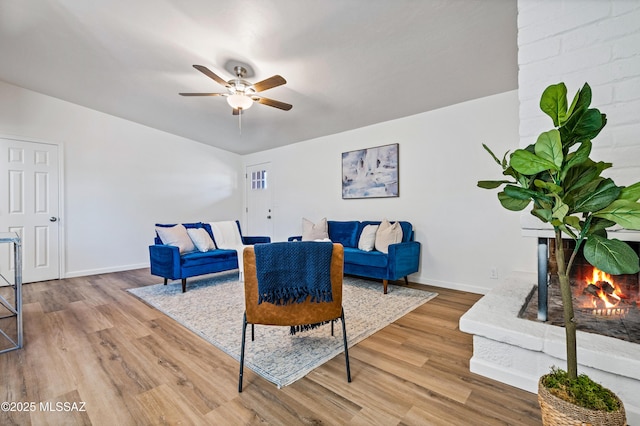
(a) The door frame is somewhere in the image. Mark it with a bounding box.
[1,134,65,280]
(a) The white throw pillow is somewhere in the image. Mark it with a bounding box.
[302,217,329,241]
[156,224,196,254]
[358,224,379,252]
[374,219,403,253]
[187,227,216,252]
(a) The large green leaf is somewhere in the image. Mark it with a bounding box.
[573,109,606,142]
[540,83,568,127]
[498,191,530,211]
[532,208,552,223]
[583,235,640,275]
[504,185,551,204]
[564,161,611,195]
[535,129,563,169]
[573,178,620,213]
[534,179,563,195]
[566,85,581,120]
[586,217,616,236]
[566,178,603,209]
[564,83,592,123]
[559,84,594,147]
[478,180,511,189]
[561,140,591,180]
[619,182,640,202]
[510,149,559,175]
[594,200,640,230]
[564,215,581,231]
[552,202,569,221]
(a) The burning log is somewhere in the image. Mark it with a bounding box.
[599,281,615,295]
[583,284,600,297]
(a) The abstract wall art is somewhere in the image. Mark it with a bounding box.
[342,143,399,199]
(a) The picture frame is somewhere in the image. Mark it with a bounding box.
[342,143,399,199]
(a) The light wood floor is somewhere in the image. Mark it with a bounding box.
[0,269,541,425]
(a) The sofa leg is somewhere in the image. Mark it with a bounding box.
[164,278,168,286]
[181,278,187,293]
[404,276,409,286]
[383,279,388,294]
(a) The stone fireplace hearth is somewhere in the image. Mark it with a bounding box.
[459,275,640,425]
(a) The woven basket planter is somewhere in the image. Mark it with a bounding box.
[538,377,626,426]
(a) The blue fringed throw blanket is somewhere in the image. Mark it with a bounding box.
[254,241,334,306]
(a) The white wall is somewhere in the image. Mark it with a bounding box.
[244,91,536,293]
[0,80,535,292]
[518,0,640,187]
[0,80,243,278]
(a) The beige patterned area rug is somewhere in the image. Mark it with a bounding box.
[128,272,437,388]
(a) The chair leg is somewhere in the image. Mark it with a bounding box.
[341,308,351,383]
[251,324,255,341]
[181,278,187,293]
[163,278,168,286]
[239,312,248,392]
[383,279,388,294]
[331,319,335,336]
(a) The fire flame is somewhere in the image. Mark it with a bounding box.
[588,268,622,309]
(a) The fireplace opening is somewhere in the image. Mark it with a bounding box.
[521,238,640,343]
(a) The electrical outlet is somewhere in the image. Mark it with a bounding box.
[490,267,498,279]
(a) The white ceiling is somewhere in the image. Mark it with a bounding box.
[0,0,517,155]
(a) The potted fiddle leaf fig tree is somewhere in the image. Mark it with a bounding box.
[478,82,640,425]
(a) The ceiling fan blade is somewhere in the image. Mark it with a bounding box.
[252,75,286,92]
[179,92,226,96]
[254,96,293,111]
[193,65,230,87]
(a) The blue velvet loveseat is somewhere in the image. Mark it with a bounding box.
[290,220,420,294]
[149,220,270,292]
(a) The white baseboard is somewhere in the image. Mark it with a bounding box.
[410,276,489,294]
[64,263,148,278]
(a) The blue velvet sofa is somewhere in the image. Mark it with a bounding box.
[290,220,420,294]
[149,220,270,292]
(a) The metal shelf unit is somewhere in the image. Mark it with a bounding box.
[0,232,22,353]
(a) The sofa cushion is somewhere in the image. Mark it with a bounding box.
[357,224,378,251]
[375,219,403,253]
[187,227,216,252]
[156,224,196,254]
[328,221,360,248]
[181,249,237,267]
[344,247,388,267]
[362,220,413,243]
[302,217,329,241]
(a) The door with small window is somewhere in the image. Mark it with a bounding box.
[0,137,61,284]
[246,163,273,238]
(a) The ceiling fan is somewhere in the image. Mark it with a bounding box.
[180,64,292,115]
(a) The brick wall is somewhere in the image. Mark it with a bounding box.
[518,0,640,186]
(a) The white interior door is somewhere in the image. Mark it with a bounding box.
[246,163,273,238]
[0,137,60,284]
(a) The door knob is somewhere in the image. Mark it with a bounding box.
[49,217,58,222]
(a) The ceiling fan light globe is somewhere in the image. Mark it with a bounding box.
[227,94,253,110]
